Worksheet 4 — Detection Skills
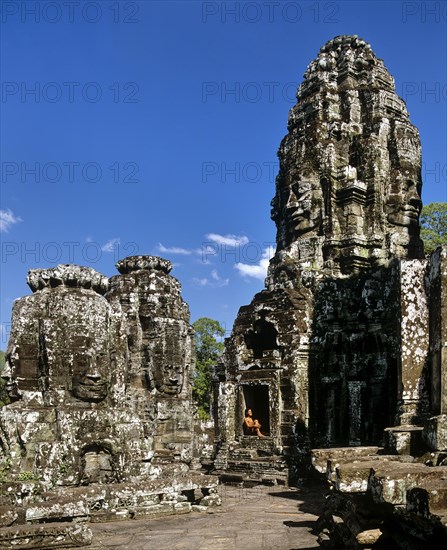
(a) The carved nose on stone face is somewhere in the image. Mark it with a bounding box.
[404,180,421,208]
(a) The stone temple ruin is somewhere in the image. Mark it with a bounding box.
[213,35,447,546]
[1,34,447,549]
[0,258,219,548]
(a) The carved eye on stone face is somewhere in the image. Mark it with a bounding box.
[286,182,312,211]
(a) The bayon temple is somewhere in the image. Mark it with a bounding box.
[1,35,447,548]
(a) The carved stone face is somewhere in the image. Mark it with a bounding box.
[1,354,21,401]
[80,446,115,485]
[1,334,39,401]
[387,178,422,229]
[282,180,323,241]
[151,323,188,396]
[70,336,109,402]
[154,364,184,395]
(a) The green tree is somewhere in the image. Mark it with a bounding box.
[192,318,225,420]
[420,202,447,255]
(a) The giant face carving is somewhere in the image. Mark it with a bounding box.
[281,179,323,242]
[69,335,109,402]
[80,445,116,485]
[153,363,184,395]
[150,322,189,396]
[1,327,40,402]
[387,178,422,230]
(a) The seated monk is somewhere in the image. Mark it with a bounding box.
[243,408,265,438]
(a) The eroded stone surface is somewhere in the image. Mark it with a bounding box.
[270,34,423,274]
[214,34,447,547]
[313,447,447,548]
[0,257,218,548]
[214,35,428,483]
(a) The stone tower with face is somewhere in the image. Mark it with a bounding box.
[107,256,195,459]
[107,256,193,400]
[0,259,202,488]
[270,35,424,279]
[2,265,113,407]
[215,36,426,472]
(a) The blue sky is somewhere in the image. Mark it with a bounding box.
[1,0,446,345]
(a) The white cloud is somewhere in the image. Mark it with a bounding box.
[192,269,229,288]
[204,233,249,247]
[192,277,209,286]
[156,235,250,264]
[0,209,22,232]
[234,246,275,281]
[157,243,192,255]
[211,269,229,286]
[101,238,121,252]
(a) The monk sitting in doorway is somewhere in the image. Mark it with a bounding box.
[243,408,266,438]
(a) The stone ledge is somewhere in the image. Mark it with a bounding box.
[0,522,92,549]
[115,255,172,274]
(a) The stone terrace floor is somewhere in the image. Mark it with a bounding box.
[88,482,325,549]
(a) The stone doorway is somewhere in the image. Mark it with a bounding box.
[241,384,270,436]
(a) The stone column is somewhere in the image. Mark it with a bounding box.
[348,381,366,446]
[428,247,447,415]
[384,259,429,455]
[424,247,447,451]
[397,259,429,425]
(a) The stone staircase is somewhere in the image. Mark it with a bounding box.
[214,437,289,486]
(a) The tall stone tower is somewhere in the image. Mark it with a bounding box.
[214,36,426,482]
[270,34,423,279]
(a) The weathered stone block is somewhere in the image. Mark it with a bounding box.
[424,415,447,451]
[0,522,92,549]
[383,426,424,456]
